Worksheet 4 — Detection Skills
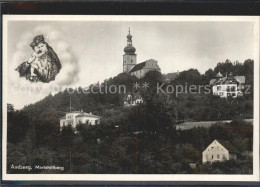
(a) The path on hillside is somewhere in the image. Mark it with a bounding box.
[176,119,253,130]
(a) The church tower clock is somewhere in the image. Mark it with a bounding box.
[123,28,137,73]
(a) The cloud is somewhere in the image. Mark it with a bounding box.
[8,25,80,109]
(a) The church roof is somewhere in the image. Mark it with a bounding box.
[124,45,136,54]
[124,27,136,55]
[216,140,240,154]
[129,61,147,73]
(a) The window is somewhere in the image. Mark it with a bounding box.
[227,86,230,92]
[231,86,236,92]
[220,92,223,96]
[232,93,236,96]
[206,155,208,160]
[223,154,226,160]
[217,86,221,91]
[217,154,220,159]
[212,155,214,159]
[131,59,133,63]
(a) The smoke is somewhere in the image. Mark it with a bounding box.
[8,25,80,109]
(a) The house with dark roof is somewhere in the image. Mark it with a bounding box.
[122,28,161,78]
[202,139,239,163]
[60,110,101,131]
[210,72,245,98]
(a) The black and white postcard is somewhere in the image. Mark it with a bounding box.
[2,15,259,182]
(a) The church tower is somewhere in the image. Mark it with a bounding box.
[123,28,137,73]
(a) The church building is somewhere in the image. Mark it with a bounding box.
[123,28,161,78]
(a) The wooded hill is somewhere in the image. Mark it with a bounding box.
[7,59,253,174]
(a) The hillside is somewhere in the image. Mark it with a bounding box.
[7,59,254,174]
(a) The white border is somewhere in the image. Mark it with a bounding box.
[2,15,259,181]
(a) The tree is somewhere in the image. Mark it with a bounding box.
[7,103,15,113]
[7,111,30,144]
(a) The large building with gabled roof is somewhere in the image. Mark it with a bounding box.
[123,28,161,78]
[210,71,245,98]
[202,139,239,163]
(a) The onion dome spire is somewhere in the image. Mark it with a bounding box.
[124,27,136,55]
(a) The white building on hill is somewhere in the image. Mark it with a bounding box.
[210,72,245,98]
[202,139,239,163]
[123,92,143,107]
[60,110,101,130]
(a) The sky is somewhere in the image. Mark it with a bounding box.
[6,20,254,109]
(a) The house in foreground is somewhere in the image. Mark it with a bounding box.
[210,72,245,98]
[60,110,101,130]
[202,139,239,163]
